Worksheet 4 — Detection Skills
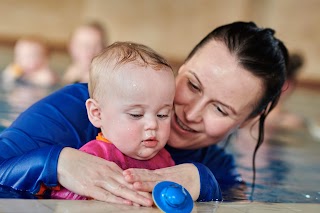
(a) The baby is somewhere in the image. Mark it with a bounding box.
[51,41,176,200]
[62,21,106,84]
[1,36,57,88]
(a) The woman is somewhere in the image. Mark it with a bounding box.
[0,21,288,206]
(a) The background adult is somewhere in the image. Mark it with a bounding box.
[62,21,107,84]
[1,36,57,88]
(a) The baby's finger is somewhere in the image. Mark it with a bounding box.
[123,168,162,183]
[132,181,156,192]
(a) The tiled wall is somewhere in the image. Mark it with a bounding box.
[0,0,319,81]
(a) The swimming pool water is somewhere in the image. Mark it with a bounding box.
[223,88,320,203]
[0,83,56,129]
[223,129,320,203]
[1,85,319,203]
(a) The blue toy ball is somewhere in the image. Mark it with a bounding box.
[152,181,193,213]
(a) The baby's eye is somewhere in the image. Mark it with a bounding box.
[157,114,169,119]
[129,114,143,119]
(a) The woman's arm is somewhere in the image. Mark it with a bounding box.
[57,147,153,206]
[0,83,94,193]
[123,144,240,201]
[0,145,63,194]
[192,163,222,201]
[123,164,201,200]
[123,163,222,202]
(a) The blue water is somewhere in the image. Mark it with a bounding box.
[223,129,320,203]
[1,84,320,203]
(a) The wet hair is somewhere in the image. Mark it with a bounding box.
[185,21,288,194]
[88,41,172,100]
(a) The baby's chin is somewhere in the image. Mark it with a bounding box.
[133,151,158,160]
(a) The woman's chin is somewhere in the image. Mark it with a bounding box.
[168,133,194,149]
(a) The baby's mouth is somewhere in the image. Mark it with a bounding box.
[143,137,158,148]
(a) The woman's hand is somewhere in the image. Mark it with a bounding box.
[123,163,200,201]
[57,147,153,206]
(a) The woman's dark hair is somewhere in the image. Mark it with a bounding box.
[185,21,288,196]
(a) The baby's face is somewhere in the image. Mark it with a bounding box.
[99,63,175,160]
[69,26,104,66]
[14,41,46,73]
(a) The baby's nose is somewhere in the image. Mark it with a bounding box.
[145,130,156,138]
[145,116,158,130]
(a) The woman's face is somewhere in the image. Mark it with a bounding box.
[168,40,263,149]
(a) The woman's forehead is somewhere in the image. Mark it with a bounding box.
[189,40,237,71]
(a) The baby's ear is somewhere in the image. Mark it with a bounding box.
[85,98,102,128]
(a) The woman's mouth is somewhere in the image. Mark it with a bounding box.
[176,115,196,132]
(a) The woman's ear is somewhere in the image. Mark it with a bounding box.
[86,98,102,128]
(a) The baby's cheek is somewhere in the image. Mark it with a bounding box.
[160,122,171,141]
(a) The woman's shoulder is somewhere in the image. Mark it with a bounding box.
[48,83,89,100]
[27,83,90,117]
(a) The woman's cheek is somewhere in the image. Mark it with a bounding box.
[205,119,235,140]
[174,82,192,105]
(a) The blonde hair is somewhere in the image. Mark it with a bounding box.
[88,41,172,101]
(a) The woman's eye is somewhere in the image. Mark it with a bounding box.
[215,106,228,116]
[188,80,200,92]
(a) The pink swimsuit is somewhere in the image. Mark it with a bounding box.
[51,134,175,200]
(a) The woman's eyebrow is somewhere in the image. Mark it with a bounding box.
[221,102,237,115]
[188,71,203,88]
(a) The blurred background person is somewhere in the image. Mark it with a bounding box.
[1,36,58,88]
[62,21,107,84]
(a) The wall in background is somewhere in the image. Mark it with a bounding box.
[0,0,319,82]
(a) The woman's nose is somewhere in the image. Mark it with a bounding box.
[184,102,203,123]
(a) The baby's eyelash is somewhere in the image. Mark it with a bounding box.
[129,113,143,118]
[157,114,169,118]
